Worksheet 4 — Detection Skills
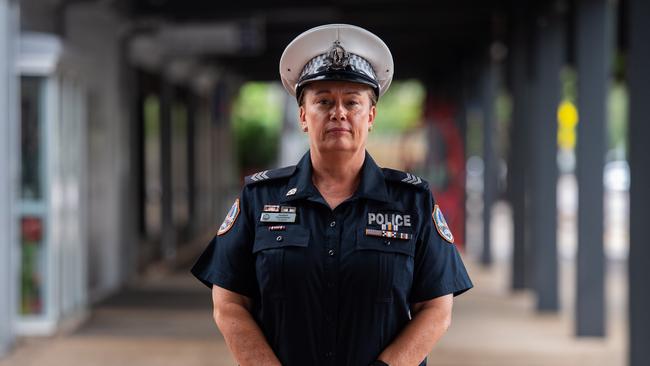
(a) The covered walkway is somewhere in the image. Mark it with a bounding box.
[2,0,647,364]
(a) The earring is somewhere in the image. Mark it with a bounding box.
[302,126,308,132]
[368,125,374,132]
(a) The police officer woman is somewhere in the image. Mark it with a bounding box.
[192,24,472,366]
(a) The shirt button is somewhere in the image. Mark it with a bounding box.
[328,249,335,256]
[325,351,334,358]
[384,240,391,246]
[329,221,336,228]
[327,281,334,288]
[276,235,283,242]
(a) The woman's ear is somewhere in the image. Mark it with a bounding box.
[299,106,308,131]
[367,105,377,130]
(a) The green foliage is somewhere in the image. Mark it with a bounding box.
[561,66,578,103]
[143,95,160,140]
[465,107,483,157]
[496,89,513,157]
[373,80,426,133]
[231,82,284,169]
[608,81,628,157]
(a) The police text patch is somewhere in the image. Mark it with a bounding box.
[218,198,240,236]
[433,204,454,244]
[367,212,411,228]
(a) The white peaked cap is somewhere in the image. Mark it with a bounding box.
[279,24,394,99]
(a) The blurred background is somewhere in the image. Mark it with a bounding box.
[0,0,649,365]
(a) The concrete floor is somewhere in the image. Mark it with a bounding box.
[0,255,626,366]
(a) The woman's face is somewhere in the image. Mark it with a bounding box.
[299,81,376,155]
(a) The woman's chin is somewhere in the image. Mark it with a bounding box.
[317,141,358,154]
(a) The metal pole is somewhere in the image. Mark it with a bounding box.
[575,0,612,337]
[628,0,650,363]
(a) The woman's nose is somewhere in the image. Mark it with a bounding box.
[330,101,346,120]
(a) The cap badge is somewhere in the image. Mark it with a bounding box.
[327,41,349,70]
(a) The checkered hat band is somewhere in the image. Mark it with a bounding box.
[298,53,377,82]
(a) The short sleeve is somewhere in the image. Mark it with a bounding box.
[190,187,257,298]
[410,191,473,303]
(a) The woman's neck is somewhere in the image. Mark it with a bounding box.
[310,148,365,209]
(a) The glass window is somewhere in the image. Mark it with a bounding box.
[20,76,44,201]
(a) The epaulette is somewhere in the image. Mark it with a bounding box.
[382,168,429,190]
[245,165,296,185]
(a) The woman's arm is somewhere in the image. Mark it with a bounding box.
[376,294,453,366]
[212,285,281,366]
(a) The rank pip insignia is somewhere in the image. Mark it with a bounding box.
[433,204,454,244]
[217,198,240,236]
[401,172,422,185]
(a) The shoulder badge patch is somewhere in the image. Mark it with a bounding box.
[217,198,240,236]
[432,204,454,244]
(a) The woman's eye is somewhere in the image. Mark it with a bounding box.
[317,99,331,105]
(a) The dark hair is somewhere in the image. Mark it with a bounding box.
[298,84,377,107]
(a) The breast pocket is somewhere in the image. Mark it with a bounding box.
[253,225,310,299]
[356,229,415,302]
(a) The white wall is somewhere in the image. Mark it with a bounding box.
[63,3,137,302]
[20,0,138,304]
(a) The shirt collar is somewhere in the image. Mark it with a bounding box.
[281,150,390,204]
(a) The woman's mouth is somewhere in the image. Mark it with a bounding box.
[326,128,351,134]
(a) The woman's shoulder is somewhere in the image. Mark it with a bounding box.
[244,165,297,186]
[381,167,430,191]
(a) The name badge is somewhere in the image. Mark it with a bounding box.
[260,212,296,223]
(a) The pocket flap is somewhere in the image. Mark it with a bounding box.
[253,225,310,253]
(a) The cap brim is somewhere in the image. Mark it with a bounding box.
[296,70,380,98]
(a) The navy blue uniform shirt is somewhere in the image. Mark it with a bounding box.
[191,151,473,366]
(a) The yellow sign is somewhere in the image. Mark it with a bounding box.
[557,100,578,150]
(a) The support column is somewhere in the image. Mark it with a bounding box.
[0,0,17,357]
[481,60,498,266]
[628,0,650,363]
[187,97,196,228]
[160,81,176,260]
[575,0,612,337]
[509,7,531,290]
[531,4,564,312]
